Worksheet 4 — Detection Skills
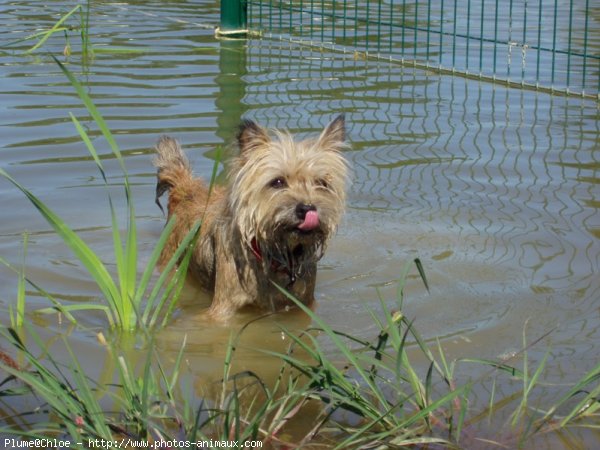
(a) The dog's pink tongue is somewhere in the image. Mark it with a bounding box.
[298,210,319,231]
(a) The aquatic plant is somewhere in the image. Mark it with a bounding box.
[0,261,458,447]
[0,2,91,58]
[2,1,143,60]
[0,323,191,443]
[1,264,599,448]
[268,260,469,448]
[0,59,207,331]
[0,234,28,329]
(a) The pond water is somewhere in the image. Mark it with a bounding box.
[1,0,599,444]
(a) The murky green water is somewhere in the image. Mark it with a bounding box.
[1,0,599,445]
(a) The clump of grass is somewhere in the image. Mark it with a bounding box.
[2,233,29,329]
[0,262,454,447]
[269,260,469,447]
[2,262,598,448]
[0,233,33,329]
[0,323,193,443]
[0,2,91,58]
[468,332,600,448]
[0,58,203,331]
[2,1,145,61]
[536,360,600,429]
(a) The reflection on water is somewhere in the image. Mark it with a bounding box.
[0,0,599,428]
[158,285,314,384]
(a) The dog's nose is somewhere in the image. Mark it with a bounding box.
[296,203,316,220]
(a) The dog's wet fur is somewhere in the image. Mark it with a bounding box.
[154,115,348,320]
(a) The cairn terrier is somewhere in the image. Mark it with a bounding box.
[153,115,348,320]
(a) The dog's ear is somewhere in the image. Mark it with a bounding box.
[237,119,271,154]
[316,114,346,151]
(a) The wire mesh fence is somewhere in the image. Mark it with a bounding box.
[246,0,600,98]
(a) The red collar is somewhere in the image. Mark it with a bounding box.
[250,238,295,283]
[250,237,263,261]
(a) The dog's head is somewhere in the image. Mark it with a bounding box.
[228,115,349,272]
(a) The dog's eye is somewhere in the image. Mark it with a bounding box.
[316,178,330,189]
[269,177,287,189]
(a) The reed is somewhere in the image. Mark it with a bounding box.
[0,234,29,329]
[0,323,191,442]
[0,59,204,331]
[269,260,468,447]
[2,266,598,447]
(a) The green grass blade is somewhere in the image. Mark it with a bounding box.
[207,145,223,199]
[220,334,237,409]
[93,46,150,54]
[154,228,202,328]
[146,220,201,327]
[54,57,124,169]
[69,113,107,182]
[0,255,109,326]
[36,303,112,317]
[394,260,413,311]
[71,105,137,329]
[459,358,524,378]
[436,338,455,384]
[25,5,81,54]
[560,384,600,426]
[154,261,187,328]
[525,350,549,400]
[559,364,600,426]
[0,326,106,437]
[64,340,113,436]
[140,345,154,429]
[2,30,68,50]
[454,382,471,441]
[108,196,128,323]
[136,215,177,319]
[539,360,600,425]
[0,168,121,325]
[271,282,390,412]
[107,189,138,330]
[397,320,427,408]
[398,383,469,430]
[79,0,91,59]
[168,334,188,393]
[413,257,430,292]
[124,195,137,325]
[14,233,28,328]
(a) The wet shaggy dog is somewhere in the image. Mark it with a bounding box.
[153,115,348,320]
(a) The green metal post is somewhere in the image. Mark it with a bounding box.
[215,38,248,149]
[217,0,248,38]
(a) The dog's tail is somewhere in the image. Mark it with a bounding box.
[153,136,194,214]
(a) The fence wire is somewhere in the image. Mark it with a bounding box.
[247,0,600,98]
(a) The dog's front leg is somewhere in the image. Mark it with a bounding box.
[206,250,253,320]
